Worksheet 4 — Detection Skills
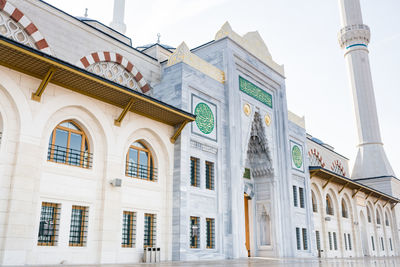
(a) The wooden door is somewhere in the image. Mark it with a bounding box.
[244,194,250,257]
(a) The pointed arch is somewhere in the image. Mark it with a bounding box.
[341,198,349,218]
[77,51,150,93]
[308,148,325,167]
[0,0,52,54]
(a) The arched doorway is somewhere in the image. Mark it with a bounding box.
[360,211,369,256]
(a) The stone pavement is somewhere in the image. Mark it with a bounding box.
[11,257,400,267]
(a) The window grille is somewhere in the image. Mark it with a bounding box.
[302,228,308,250]
[299,187,305,208]
[38,202,60,246]
[205,161,215,190]
[315,231,321,251]
[328,232,332,250]
[390,238,393,251]
[144,213,156,247]
[190,157,200,187]
[371,236,375,251]
[126,141,156,181]
[344,233,347,250]
[122,211,136,247]
[333,232,338,250]
[69,206,88,247]
[348,233,352,250]
[293,186,298,207]
[381,237,385,251]
[326,196,334,215]
[206,218,215,249]
[295,227,301,250]
[190,216,200,248]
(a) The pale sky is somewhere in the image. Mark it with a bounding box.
[44,0,400,176]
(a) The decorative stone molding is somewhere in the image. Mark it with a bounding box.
[167,42,225,84]
[190,139,218,154]
[77,51,150,93]
[215,22,284,76]
[0,0,51,54]
[338,24,370,49]
[331,160,346,177]
[308,148,325,168]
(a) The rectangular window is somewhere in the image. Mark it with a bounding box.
[122,211,136,247]
[190,157,200,187]
[69,205,88,247]
[302,228,308,250]
[328,232,332,250]
[316,231,321,251]
[206,218,215,249]
[293,186,298,207]
[190,216,200,248]
[344,233,347,250]
[38,202,60,246]
[144,213,156,247]
[299,187,305,208]
[371,236,375,251]
[296,227,301,250]
[390,238,393,251]
[205,161,215,190]
[333,232,338,250]
[348,233,352,250]
[381,237,385,251]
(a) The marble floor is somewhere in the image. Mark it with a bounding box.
[13,257,400,267]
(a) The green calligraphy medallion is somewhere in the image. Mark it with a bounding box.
[292,145,303,169]
[194,102,214,134]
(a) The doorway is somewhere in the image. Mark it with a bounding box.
[244,194,251,257]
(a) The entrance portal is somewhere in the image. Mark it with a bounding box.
[244,194,250,257]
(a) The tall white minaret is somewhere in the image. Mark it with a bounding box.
[109,0,127,34]
[338,0,395,179]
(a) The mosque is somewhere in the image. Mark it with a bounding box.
[0,0,398,265]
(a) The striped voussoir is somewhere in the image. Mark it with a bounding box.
[0,0,51,54]
[77,52,151,93]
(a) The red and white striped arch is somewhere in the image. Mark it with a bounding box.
[331,160,346,177]
[0,0,51,54]
[308,148,325,168]
[77,51,151,93]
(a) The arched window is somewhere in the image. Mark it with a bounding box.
[385,212,390,226]
[126,141,156,181]
[48,121,91,168]
[341,199,349,218]
[376,210,381,225]
[367,206,372,223]
[312,191,318,213]
[326,195,334,215]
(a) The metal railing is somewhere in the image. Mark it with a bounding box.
[126,161,157,181]
[47,144,92,168]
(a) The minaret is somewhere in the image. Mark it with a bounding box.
[337,0,395,179]
[109,0,127,34]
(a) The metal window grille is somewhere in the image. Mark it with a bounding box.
[328,232,332,250]
[206,218,215,249]
[315,231,321,251]
[205,161,215,190]
[38,202,60,246]
[48,144,92,168]
[348,233,352,250]
[333,232,338,250]
[122,211,136,247]
[144,213,156,247]
[371,236,375,251]
[381,237,385,251]
[295,227,301,250]
[190,157,200,187]
[344,233,347,250]
[390,238,393,251]
[293,186,298,207]
[126,161,158,181]
[190,216,200,248]
[299,187,305,208]
[302,228,308,250]
[69,206,88,247]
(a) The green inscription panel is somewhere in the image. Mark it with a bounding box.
[292,145,303,169]
[194,102,215,134]
[239,76,272,108]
